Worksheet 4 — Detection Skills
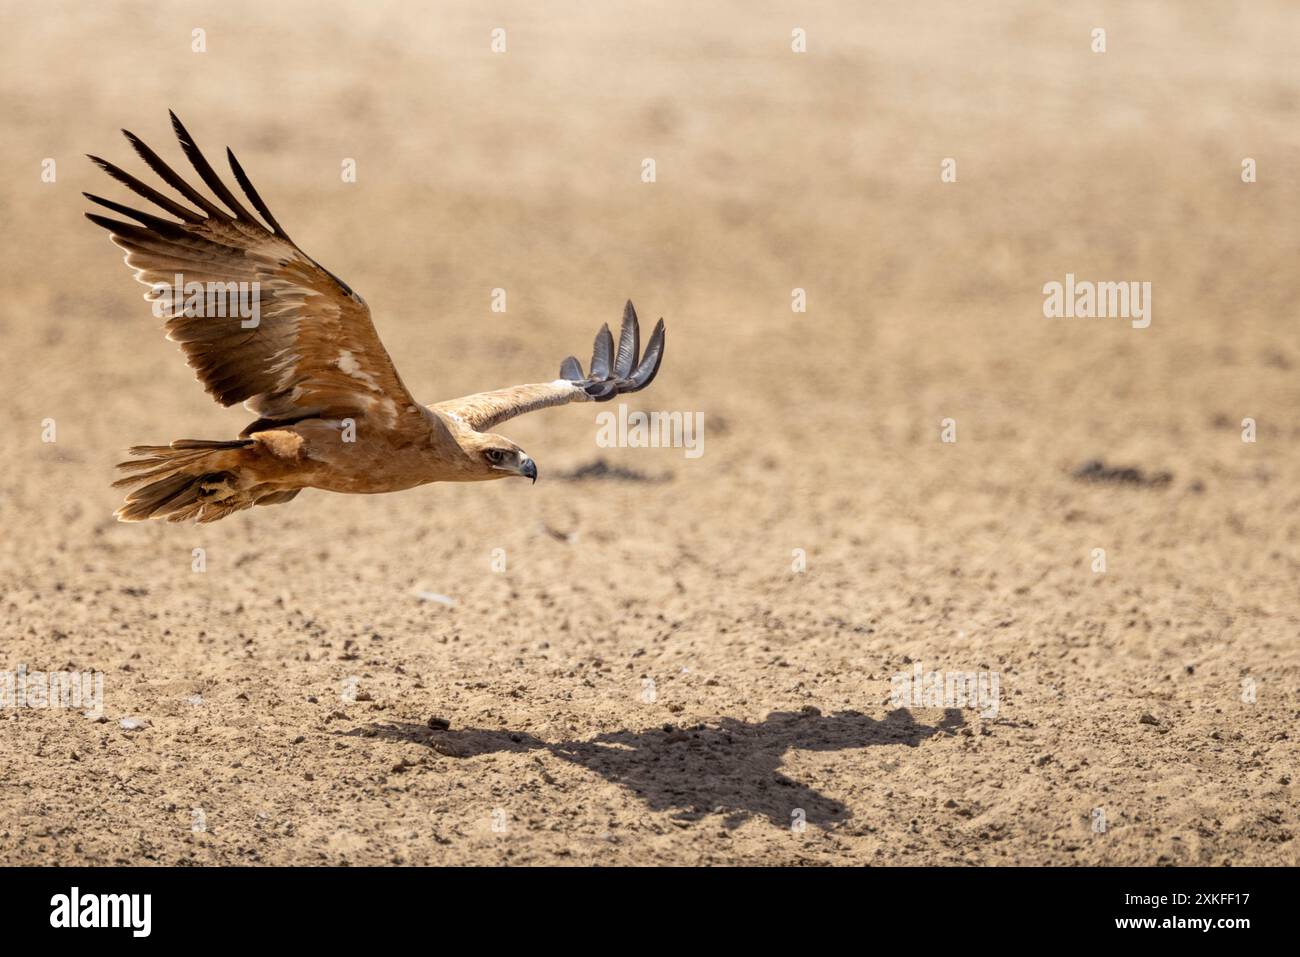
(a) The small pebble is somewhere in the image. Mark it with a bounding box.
[415,591,456,607]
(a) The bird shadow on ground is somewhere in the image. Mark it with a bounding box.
[354,708,965,829]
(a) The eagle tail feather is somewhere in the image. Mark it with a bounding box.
[113,438,294,523]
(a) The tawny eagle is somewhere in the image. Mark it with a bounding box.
[85,113,665,523]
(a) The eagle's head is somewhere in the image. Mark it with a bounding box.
[458,430,537,483]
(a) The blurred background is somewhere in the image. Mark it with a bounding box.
[0,1,1297,864]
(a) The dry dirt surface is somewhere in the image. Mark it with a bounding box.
[1,1,1297,866]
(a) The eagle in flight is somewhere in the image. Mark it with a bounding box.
[85,113,665,523]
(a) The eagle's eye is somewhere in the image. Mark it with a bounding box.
[484,448,506,465]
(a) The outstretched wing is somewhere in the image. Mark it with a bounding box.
[435,300,665,432]
[85,112,422,433]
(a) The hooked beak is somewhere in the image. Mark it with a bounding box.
[519,456,537,484]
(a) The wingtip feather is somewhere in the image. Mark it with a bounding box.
[560,355,584,381]
[624,318,665,392]
[614,302,640,378]
[590,323,614,380]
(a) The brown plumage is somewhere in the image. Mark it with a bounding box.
[87,113,666,523]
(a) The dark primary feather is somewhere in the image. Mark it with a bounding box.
[85,154,204,223]
[121,127,227,219]
[82,191,183,232]
[614,300,639,377]
[624,318,665,392]
[559,355,584,381]
[226,146,292,241]
[168,111,257,222]
[589,324,614,380]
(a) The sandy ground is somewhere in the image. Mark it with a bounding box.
[1,0,1297,865]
